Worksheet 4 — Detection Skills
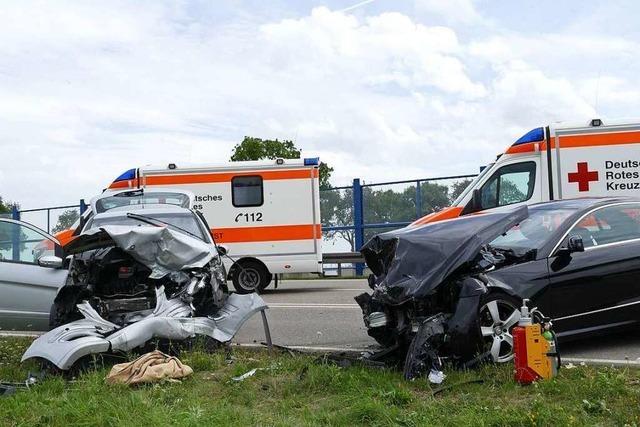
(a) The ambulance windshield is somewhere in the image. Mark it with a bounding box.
[95,191,191,213]
[452,163,494,206]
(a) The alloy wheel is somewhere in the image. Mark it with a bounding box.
[479,298,521,363]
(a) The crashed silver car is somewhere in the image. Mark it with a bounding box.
[22,205,268,370]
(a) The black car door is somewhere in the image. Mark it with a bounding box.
[547,203,640,336]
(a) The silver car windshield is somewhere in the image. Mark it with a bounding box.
[95,192,190,213]
[490,208,576,252]
[89,212,206,241]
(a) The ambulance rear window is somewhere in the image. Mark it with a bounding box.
[232,176,263,207]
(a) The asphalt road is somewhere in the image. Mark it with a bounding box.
[234,278,640,364]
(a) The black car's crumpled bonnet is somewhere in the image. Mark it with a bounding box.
[361,206,528,305]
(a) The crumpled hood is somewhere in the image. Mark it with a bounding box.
[361,206,528,305]
[65,225,215,278]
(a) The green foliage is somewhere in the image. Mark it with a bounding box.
[322,179,474,249]
[230,137,301,162]
[0,196,18,215]
[52,209,80,233]
[230,136,333,189]
[1,337,639,426]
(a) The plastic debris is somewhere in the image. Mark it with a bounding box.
[428,369,446,384]
[232,368,261,382]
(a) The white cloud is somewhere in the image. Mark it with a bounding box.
[0,2,638,230]
[414,0,481,24]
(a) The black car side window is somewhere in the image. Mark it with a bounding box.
[478,162,536,210]
[570,204,640,248]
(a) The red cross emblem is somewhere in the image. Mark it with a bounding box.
[568,162,599,192]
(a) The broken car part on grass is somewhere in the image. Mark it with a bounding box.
[356,206,530,379]
[22,208,271,370]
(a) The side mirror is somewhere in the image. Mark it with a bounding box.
[557,235,585,257]
[567,235,585,253]
[217,246,228,257]
[38,255,63,269]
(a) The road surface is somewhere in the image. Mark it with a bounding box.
[234,278,640,364]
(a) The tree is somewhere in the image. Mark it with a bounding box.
[450,179,473,202]
[0,196,19,253]
[0,196,16,215]
[52,209,80,233]
[230,136,333,188]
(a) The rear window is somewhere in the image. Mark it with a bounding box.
[95,192,191,213]
[89,212,206,241]
[232,176,263,207]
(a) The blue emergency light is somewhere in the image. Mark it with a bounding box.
[304,157,320,166]
[114,168,136,182]
[513,127,544,145]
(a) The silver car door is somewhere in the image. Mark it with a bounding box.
[0,219,68,331]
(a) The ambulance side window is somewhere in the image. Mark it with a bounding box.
[232,176,263,207]
[479,162,536,210]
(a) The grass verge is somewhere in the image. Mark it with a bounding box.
[0,336,639,426]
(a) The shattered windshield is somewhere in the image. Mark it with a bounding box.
[490,208,575,252]
[89,212,206,241]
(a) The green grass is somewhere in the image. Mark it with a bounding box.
[0,336,639,426]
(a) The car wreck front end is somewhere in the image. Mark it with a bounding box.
[22,207,269,371]
[355,207,529,379]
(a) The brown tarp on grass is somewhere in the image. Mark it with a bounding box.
[106,350,193,385]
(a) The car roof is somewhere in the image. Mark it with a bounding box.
[92,205,194,221]
[528,197,640,212]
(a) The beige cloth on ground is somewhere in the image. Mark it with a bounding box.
[106,350,193,385]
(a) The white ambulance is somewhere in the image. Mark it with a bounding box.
[412,118,640,226]
[103,158,322,293]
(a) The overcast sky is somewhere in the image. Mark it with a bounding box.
[1,0,639,215]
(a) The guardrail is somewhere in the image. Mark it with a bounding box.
[321,173,477,274]
[15,172,477,276]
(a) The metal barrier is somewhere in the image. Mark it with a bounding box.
[14,200,87,233]
[321,173,477,275]
[15,173,477,275]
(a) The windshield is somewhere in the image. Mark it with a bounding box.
[490,207,576,253]
[452,163,494,206]
[95,192,190,213]
[89,212,207,241]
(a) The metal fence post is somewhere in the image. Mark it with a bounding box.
[11,206,20,261]
[80,199,87,214]
[353,178,364,276]
[415,180,422,219]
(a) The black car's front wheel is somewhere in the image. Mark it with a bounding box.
[478,293,521,363]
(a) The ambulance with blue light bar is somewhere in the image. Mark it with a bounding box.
[411,118,640,226]
[104,158,322,293]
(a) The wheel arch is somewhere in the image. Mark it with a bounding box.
[227,257,270,278]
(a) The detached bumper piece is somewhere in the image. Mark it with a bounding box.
[22,287,269,370]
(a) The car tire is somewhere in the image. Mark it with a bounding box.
[478,292,522,363]
[231,260,271,294]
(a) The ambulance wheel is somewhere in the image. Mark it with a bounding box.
[478,293,521,363]
[231,260,271,294]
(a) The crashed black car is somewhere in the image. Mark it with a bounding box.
[22,205,268,370]
[356,197,640,378]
